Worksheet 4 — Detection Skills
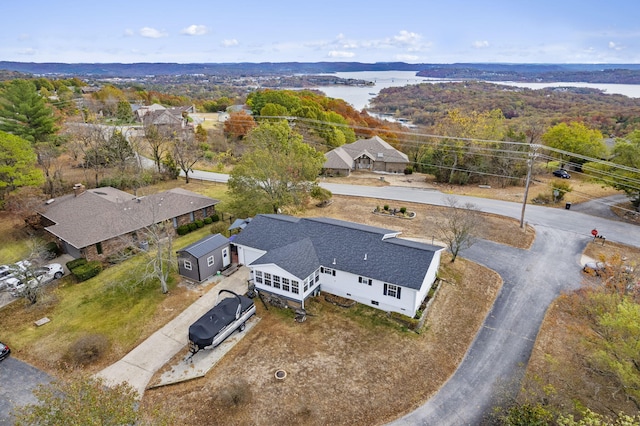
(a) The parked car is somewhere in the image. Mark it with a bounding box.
[9,263,65,297]
[0,260,32,291]
[553,169,571,179]
[0,341,10,361]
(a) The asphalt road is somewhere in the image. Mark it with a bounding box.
[0,357,51,425]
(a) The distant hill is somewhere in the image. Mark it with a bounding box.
[2,61,640,80]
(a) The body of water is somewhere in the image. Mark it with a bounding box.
[313,71,640,111]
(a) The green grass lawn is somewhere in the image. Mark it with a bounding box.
[0,225,216,371]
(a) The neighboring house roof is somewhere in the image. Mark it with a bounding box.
[323,136,409,170]
[228,218,252,231]
[39,187,219,250]
[178,234,229,258]
[323,148,353,170]
[233,214,442,290]
[143,109,184,127]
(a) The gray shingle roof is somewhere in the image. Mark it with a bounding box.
[39,187,219,249]
[233,214,443,289]
[178,234,229,258]
[323,135,409,169]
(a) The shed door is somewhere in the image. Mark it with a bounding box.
[222,247,231,267]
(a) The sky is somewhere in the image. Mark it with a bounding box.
[2,0,639,64]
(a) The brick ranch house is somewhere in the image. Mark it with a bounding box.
[38,185,219,261]
[233,214,444,318]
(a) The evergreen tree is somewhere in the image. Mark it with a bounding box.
[0,79,57,143]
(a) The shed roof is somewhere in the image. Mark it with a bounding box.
[178,233,229,258]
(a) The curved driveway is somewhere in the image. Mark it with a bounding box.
[317,183,640,425]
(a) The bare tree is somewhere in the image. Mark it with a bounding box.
[143,124,171,173]
[64,124,109,187]
[436,196,481,262]
[7,238,58,304]
[173,129,203,183]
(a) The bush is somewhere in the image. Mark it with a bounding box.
[44,241,61,259]
[194,219,204,228]
[66,258,87,271]
[176,224,190,235]
[62,334,109,366]
[551,181,572,202]
[204,217,213,225]
[211,213,220,223]
[188,222,198,232]
[383,205,389,211]
[400,207,407,215]
[72,261,103,282]
[404,166,413,175]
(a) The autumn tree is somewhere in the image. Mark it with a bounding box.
[0,131,45,200]
[35,142,63,197]
[436,196,481,262]
[542,121,607,168]
[0,79,57,143]
[227,120,325,216]
[430,109,512,185]
[223,110,256,140]
[92,85,127,117]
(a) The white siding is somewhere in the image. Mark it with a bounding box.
[320,269,418,316]
[251,263,319,303]
[236,245,266,266]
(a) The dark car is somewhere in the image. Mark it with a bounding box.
[553,169,571,179]
[0,341,10,361]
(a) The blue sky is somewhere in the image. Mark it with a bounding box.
[2,0,638,64]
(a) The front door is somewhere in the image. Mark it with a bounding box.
[222,247,231,267]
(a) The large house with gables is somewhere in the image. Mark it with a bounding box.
[232,214,444,317]
[38,186,219,261]
[323,135,409,176]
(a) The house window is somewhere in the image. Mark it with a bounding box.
[292,280,299,294]
[322,267,335,276]
[96,242,103,255]
[255,270,263,284]
[184,260,192,271]
[315,269,320,282]
[303,279,308,292]
[273,275,281,289]
[190,212,195,221]
[282,278,290,292]
[207,255,214,267]
[172,217,178,228]
[359,276,372,285]
[264,273,272,286]
[383,283,401,299]
[202,208,207,217]
[372,300,379,306]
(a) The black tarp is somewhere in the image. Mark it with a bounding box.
[188,294,254,350]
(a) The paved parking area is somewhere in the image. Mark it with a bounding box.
[0,357,51,425]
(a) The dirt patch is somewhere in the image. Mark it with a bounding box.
[143,257,502,425]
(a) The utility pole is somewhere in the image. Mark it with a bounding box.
[520,144,540,229]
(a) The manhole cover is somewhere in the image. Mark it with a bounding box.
[275,369,287,380]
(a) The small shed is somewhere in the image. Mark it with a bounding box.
[177,234,231,282]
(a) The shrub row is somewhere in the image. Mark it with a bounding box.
[176,214,220,236]
[66,258,103,282]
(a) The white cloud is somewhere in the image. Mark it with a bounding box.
[393,30,421,46]
[139,27,168,38]
[123,29,134,37]
[328,50,355,58]
[222,39,239,47]
[473,40,490,48]
[18,33,30,41]
[181,25,209,36]
[17,47,37,56]
[608,41,624,51]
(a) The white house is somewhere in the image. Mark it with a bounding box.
[232,214,444,318]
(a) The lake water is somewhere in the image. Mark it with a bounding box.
[313,70,640,111]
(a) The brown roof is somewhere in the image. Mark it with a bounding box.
[323,135,409,169]
[39,187,219,249]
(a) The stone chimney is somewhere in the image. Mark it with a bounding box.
[73,183,86,197]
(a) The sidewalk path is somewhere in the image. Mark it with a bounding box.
[96,268,250,397]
